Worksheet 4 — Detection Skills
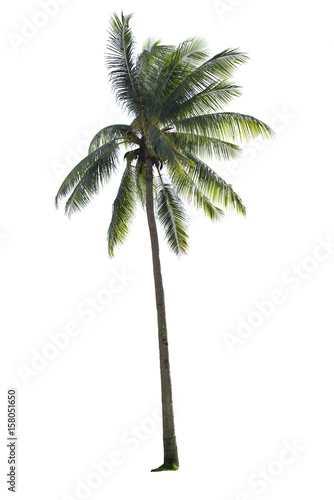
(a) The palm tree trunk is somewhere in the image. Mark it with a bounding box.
[145,157,179,471]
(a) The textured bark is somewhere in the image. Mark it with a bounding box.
[145,157,179,468]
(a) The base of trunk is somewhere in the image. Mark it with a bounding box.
[151,462,179,472]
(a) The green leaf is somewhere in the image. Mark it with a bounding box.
[156,173,189,255]
[166,82,242,120]
[183,151,246,215]
[166,160,225,221]
[89,124,139,154]
[107,165,137,257]
[169,131,242,161]
[106,12,140,117]
[55,141,120,214]
[173,112,274,143]
[161,48,248,122]
[135,159,146,208]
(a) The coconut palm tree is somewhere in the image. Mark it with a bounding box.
[55,12,273,472]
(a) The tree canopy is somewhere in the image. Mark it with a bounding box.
[55,12,273,258]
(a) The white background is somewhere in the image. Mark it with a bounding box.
[1,0,334,498]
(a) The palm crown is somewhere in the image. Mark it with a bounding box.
[55,12,273,257]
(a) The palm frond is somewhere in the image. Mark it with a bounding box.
[142,37,161,51]
[147,126,230,221]
[169,36,209,66]
[183,151,246,215]
[172,112,274,143]
[55,141,120,212]
[107,165,137,257]
[106,12,140,117]
[135,159,146,208]
[156,37,209,94]
[165,82,242,121]
[137,37,209,120]
[168,131,242,161]
[161,49,248,122]
[166,160,225,221]
[89,124,139,154]
[156,173,189,255]
[146,125,193,166]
